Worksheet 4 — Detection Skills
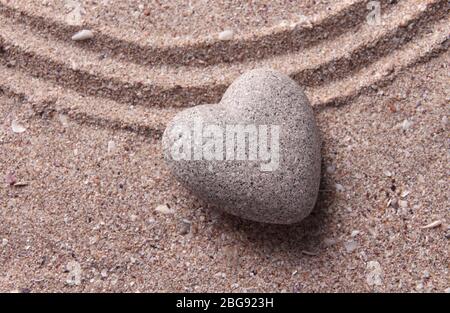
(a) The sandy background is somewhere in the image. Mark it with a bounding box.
[0,0,449,292]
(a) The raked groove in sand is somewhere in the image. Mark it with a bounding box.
[0,0,448,137]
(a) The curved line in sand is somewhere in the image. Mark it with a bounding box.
[0,0,397,67]
[0,0,448,137]
[0,0,447,109]
[1,32,448,138]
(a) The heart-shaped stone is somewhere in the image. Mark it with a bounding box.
[162,68,321,224]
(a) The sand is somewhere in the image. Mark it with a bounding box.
[0,0,449,292]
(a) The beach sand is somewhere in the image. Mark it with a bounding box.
[0,0,448,292]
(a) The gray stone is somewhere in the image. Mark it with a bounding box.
[162,68,321,224]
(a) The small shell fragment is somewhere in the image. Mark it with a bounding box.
[218,29,234,41]
[400,190,410,198]
[107,140,116,153]
[421,220,442,229]
[72,29,94,41]
[383,170,392,177]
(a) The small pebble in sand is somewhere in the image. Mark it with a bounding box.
[326,164,336,174]
[388,198,398,208]
[72,29,94,41]
[155,204,174,215]
[401,119,413,130]
[344,240,358,253]
[335,183,345,192]
[2,238,8,247]
[11,119,26,133]
[415,282,424,291]
[110,274,119,286]
[214,272,226,279]
[323,238,337,247]
[89,236,98,245]
[398,200,408,208]
[278,20,290,28]
[442,116,448,126]
[351,230,360,237]
[178,219,191,235]
[366,260,383,286]
[218,29,234,41]
[58,114,69,128]
[129,214,138,222]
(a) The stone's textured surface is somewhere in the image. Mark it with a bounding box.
[162,68,321,224]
